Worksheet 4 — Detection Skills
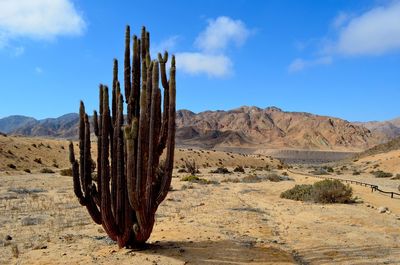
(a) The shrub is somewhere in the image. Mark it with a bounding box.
[34,158,42,164]
[242,174,262,183]
[312,179,353,203]
[40,168,55,174]
[180,175,217,184]
[210,167,231,174]
[7,163,16,169]
[281,179,353,204]
[265,173,282,182]
[233,165,245,173]
[183,159,200,175]
[280,184,313,201]
[60,168,73,176]
[177,168,187,173]
[352,170,361,175]
[24,169,31,174]
[372,170,393,178]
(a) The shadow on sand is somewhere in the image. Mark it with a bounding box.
[138,239,296,265]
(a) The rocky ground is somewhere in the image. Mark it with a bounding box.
[1,166,400,265]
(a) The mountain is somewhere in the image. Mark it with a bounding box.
[0,115,37,133]
[176,106,382,151]
[13,113,79,138]
[1,106,398,151]
[356,118,400,142]
[356,135,400,159]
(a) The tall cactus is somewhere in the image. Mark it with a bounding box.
[69,25,176,248]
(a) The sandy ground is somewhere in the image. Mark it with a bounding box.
[1,167,400,265]
[0,135,281,175]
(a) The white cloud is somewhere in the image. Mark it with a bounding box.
[175,52,232,77]
[0,0,85,47]
[289,1,400,72]
[195,16,251,53]
[335,1,400,55]
[288,56,332,73]
[173,16,251,78]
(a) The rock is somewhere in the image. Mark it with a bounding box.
[378,206,388,213]
[5,235,12,241]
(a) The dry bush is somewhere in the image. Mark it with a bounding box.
[281,179,353,203]
[210,167,231,174]
[183,159,200,175]
[371,170,393,178]
[60,168,73,176]
[40,168,55,174]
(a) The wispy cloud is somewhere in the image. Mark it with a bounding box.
[173,16,251,78]
[0,0,86,50]
[289,1,400,72]
[288,56,332,73]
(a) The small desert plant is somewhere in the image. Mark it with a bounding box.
[280,184,313,201]
[183,159,200,175]
[265,173,282,182]
[34,158,42,164]
[7,163,16,169]
[312,179,353,203]
[352,170,361,175]
[281,179,353,203]
[180,175,217,184]
[60,168,73,176]
[372,170,393,178]
[233,165,245,173]
[40,168,55,174]
[242,174,262,183]
[23,169,31,173]
[210,167,231,174]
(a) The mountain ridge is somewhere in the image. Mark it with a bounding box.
[1,106,399,151]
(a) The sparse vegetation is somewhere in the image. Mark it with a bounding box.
[281,179,353,204]
[233,165,245,173]
[180,175,217,184]
[40,168,55,174]
[7,163,16,169]
[210,167,231,174]
[183,159,200,175]
[371,170,393,178]
[24,169,31,173]
[34,158,42,164]
[60,168,73,176]
[280,184,313,201]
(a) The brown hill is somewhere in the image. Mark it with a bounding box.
[176,106,381,151]
[2,106,395,151]
[0,134,281,173]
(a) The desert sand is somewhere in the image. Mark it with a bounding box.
[1,164,400,264]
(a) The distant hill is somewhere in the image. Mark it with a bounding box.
[12,113,79,138]
[0,115,37,133]
[355,118,400,142]
[176,106,384,151]
[1,106,399,151]
[356,136,400,159]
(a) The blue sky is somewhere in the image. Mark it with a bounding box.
[0,0,399,122]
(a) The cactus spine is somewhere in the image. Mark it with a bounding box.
[69,25,176,248]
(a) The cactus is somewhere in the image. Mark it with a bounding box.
[69,25,176,248]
